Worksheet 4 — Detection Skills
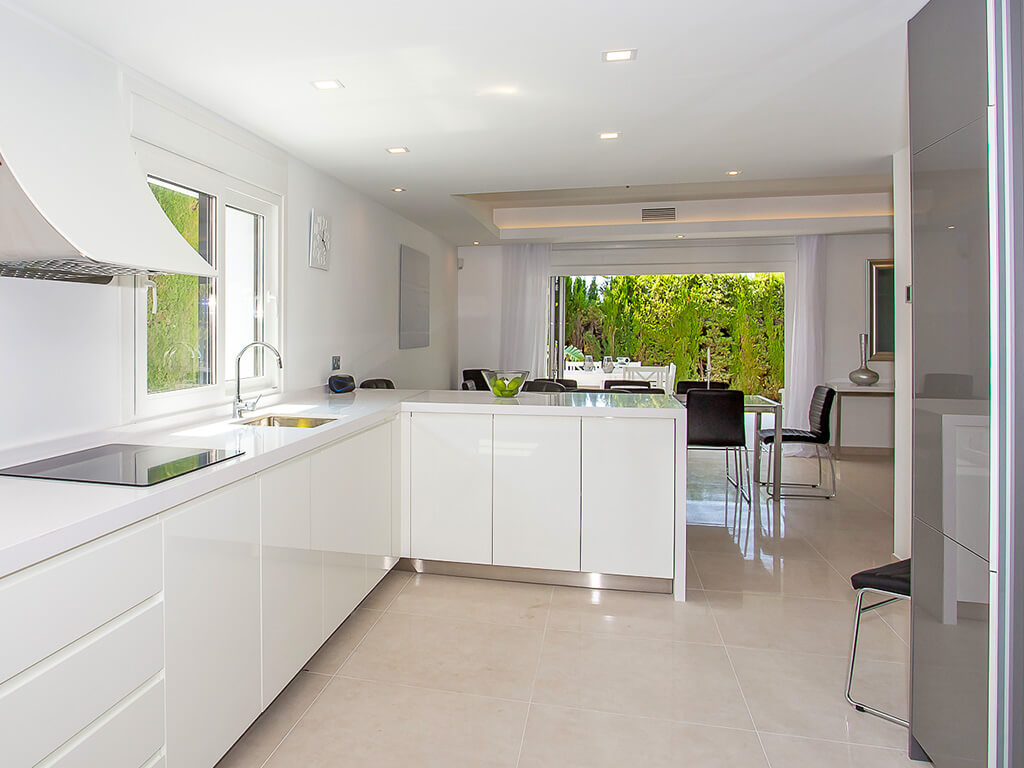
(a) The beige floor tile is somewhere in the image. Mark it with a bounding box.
[687,519,823,562]
[689,549,854,600]
[706,591,907,661]
[340,611,543,700]
[547,586,721,644]
[357,569,412,611]
[387,573,552,627]
[304,608,381,674]
[518,704,768,768]
[532,631,752,729]
[759,733,919,767]
[264,677,527,768]
[215,672,329,768]
[728,646,909,748]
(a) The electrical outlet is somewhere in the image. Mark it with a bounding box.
[330,355,342,371]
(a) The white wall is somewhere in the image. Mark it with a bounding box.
[0,10,456,453]
[457,245,503,374]
[822,234,896,450]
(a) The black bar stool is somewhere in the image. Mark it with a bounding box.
[845,559,911,728]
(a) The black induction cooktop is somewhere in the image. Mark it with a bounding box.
[0,443,244,487]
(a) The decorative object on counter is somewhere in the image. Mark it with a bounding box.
[399,244,430,349]
[602,355,615,373]
[583,355,595,371]
[482,369,529,398]
[308,209,330,270]
[848,333,880,386]
[328,373,355,393]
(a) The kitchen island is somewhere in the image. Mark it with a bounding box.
[0,387,687,768]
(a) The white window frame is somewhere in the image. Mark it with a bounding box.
[131,142,283,420]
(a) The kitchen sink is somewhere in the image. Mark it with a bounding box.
[238,415,336,428]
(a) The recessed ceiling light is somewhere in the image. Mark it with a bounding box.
[392,187,406,192]
[947,225,956,229]
[675,234,685,239]
[600,132,621,140]
[602,49,637,62]
[473,241,480,245]
[312,79,343,90]
[386,146,410,154]
[726,169,742,176]
[478,85,519,96]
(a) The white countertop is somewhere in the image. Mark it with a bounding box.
[401,389,686,416]
[0,387,684,579]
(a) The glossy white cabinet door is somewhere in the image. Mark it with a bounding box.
[260,456,323,706]
[581,418,675,578]
[410,413,493,564]
[363,423,396,591]
[493,415,581,571]
[164,478,261,768]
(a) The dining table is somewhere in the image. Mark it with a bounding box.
[745,394,783,503]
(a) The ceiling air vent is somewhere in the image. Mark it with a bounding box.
[641,206,676,222]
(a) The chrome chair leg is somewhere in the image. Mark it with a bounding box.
[846,588,909,727]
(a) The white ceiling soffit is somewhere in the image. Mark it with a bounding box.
[493,193,893,242]
[10,0,926,246]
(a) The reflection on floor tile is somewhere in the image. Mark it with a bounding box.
[217,453,907,768]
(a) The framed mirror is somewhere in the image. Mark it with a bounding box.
[869,259,895,360]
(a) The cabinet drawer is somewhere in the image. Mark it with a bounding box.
[0,599,163,768]
[42,677,164,768]
[0,520,161,685]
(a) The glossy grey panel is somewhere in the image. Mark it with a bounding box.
[911,520,989,767]
[911,115,991,558]
[908,0,988,154]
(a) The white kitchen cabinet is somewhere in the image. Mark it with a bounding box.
[164,478,261,768]
[410,412,493,564]
[260,455,322,706]
[493,415,581,571]
[0,600,163,768]
[311,421,394,635]
[581,418,676,578]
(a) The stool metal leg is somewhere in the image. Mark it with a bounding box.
[845,588,909,727]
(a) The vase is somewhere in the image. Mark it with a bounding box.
[602,356,615,374]
[848,333,880,386]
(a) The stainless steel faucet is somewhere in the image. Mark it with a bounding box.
[233,341,283,418]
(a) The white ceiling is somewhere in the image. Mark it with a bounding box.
[15,0,926,245]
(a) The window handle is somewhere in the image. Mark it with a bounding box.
[143,278,158,315]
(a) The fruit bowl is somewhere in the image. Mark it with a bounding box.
[482,370,529,398]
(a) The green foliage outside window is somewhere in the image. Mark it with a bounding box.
[147,181,212,394]
[563,274,785,399]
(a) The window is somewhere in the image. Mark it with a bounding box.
[134,146,280,418]
[146,178,215,393]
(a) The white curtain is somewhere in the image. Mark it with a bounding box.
[785,235,826,455]
[499,243,552,378]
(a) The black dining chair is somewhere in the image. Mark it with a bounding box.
[522,380,566,393]
[686,389,751,501]
[537,377,579,391]
[462,369,490,392]
[603,379,650,390]
[845,559,911,727]
[360,378,395,389]
[610,386,665,394]
[756,384,837,498]
[675,379,729,395]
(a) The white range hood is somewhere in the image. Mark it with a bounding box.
[0,4,216,284]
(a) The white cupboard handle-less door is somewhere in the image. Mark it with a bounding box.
[493,415,582,571]
[163,478,261,768]
[581,418,675,578]
[410,412,493,564]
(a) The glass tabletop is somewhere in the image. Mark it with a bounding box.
[744,394,781,411]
